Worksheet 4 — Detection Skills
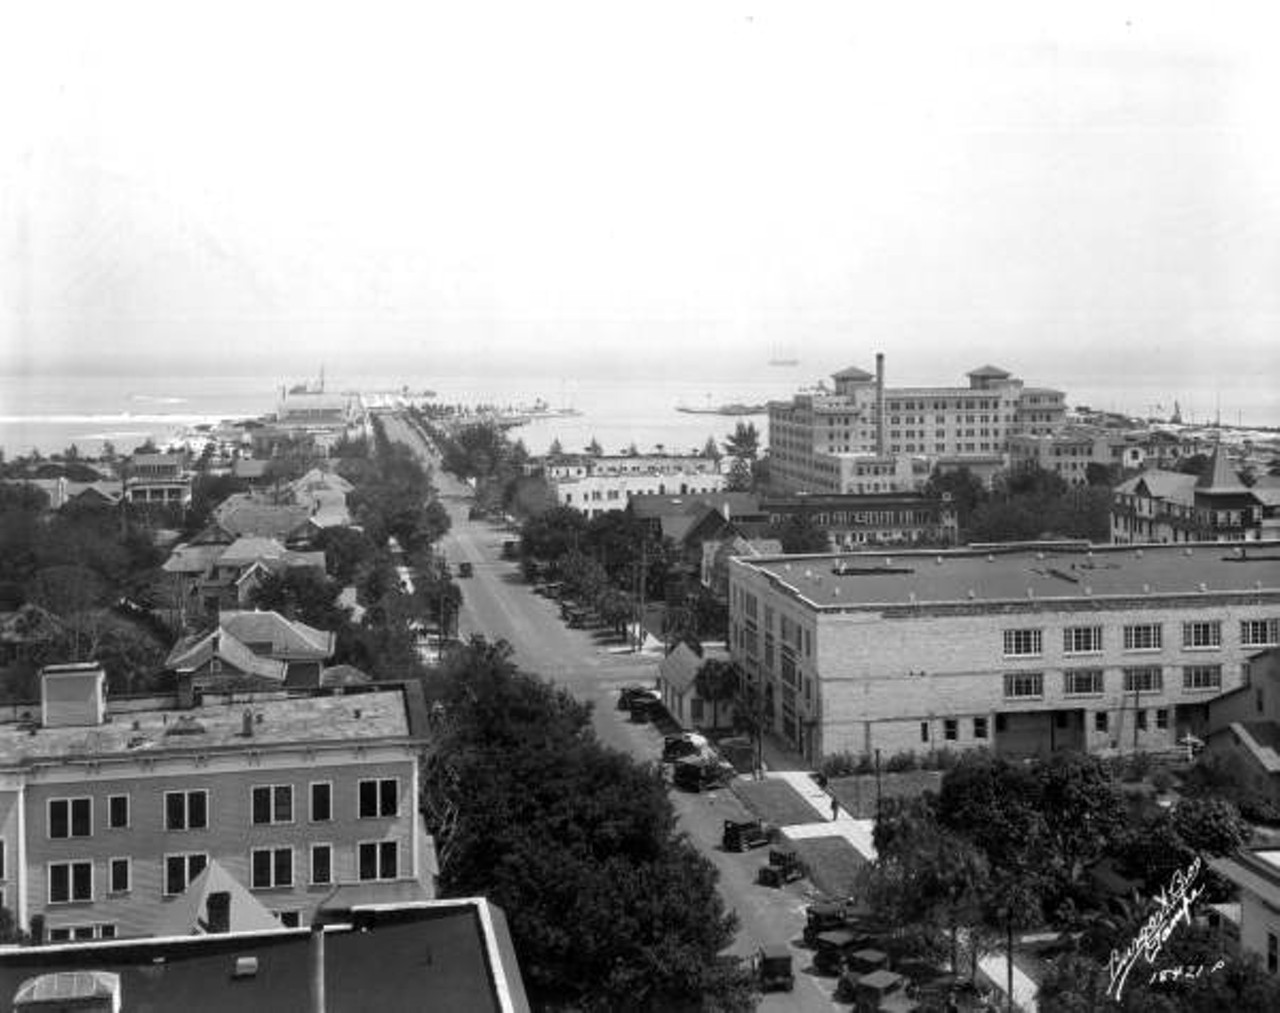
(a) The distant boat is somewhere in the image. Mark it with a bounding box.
[767,341,800,367]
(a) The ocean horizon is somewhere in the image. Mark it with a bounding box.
[2,369,1277,460]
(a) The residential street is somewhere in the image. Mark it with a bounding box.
[381,414,840,1011]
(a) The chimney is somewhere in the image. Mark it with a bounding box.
[176,672,197,710]
[39,663,107,728]
[875,352,886,456]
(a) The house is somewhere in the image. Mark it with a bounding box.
[165,610,336,689]
[211,494,316,545]
[162,535,326,621]
[1204,646,1280,807]
[1209,846,1280,976]
[727,541,1280,764]
[123,453,192,510]
[1009,425,1147,485]
[658,642,734,729]
[0,663,435,940]
[1112,444,1280,543]
[0,897,529,1012]
[287,467,353,529]
[16,478,124,512]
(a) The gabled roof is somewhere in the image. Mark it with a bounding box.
[152,858,281,937]
[218,536,289,567]
[659,641,707,694]
[966,364,1011,378]
[1115,469,1197,505]
[220,610,335,658]
[832,365,874,381]
[162,543,228,575]
[214,495,314,540]
[165,628,286,682]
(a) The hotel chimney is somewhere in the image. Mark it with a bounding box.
[875,352,886,456]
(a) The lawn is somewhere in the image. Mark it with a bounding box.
[828,770,944,818]
[732,777,823,827]
[789,836,868,899]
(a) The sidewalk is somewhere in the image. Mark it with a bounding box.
[765,769,879,862]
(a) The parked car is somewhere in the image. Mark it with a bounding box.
[618,686,659,711]
[671,756,735,792]
[850,969,917,1012]
[753,944,794,993]
[812,928,867,975]
[501,540,519,559]
[722,819,771,852]
[457,561,474,578]
[757,847,805,888]
[662,732,708,763]
[803,898,877,946]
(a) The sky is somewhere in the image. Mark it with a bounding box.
[2,1,1279,406]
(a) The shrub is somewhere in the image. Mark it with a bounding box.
[820,751,862,778]
[1151,769,1175,794]
[884,751,919,773]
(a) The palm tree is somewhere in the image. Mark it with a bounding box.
[694,658,739,731]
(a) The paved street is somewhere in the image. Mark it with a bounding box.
[381,413,841,1010]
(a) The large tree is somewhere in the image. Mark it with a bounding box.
[422,637,754,1011]
[693,658,739,731]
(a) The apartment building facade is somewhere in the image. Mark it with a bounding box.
[1008,425,1147,485]
[543,454,726,518]
[0,664,431,942]
[768,355,1066,495]
[727,542,1280,764]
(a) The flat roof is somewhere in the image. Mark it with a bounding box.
[0,689,411,766]
[735,542,1280,610]
[0,900,528,1013]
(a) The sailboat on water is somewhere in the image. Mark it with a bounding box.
[767,341,799,367]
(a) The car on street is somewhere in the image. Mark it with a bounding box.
[721,819,770,852]
[457,561,473,578]
[753,944,794,993]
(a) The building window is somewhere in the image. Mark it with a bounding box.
[1063,626,1103,655]
[1123,624,1162,651]
[1241,619,1280,647]
[48,798,92,840]
[973,717,988,740]
[1064,669,1104,696]
[358,841,399,881]
[311,844,333,886]
[49,861,93,904]
[944,719,958,741]
[1123,667,1163,693]
[107,795,129,830]
[252,785,294,825]
[1095,711,1109,733]
[995,714,1007,733]
[1156,709,1169,730]
[1182,621,1222,650]
[251,848,294,890]
[165,790,208,831]
[1003,672,1044,699]
[1183,665,1222,691]
[164,853,208,896]
[1002,629,1043,657]
[108,858,130,894]
[358,779,399,819]
[310,783,332,823]
[920,721,930,743]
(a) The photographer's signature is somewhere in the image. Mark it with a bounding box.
[1106,856,1205,1000]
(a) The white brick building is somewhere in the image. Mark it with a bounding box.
[727,542,1280,764]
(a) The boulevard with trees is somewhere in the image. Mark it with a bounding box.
[420,636,755,1011]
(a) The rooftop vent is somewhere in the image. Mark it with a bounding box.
[165,715,206,737]
[936,556,943,565]
[240,710,254,738]
[233,956,258,979]
[987,554,995,562]
[1084,586,1092,595]
[39,663,107,730]
[1142,583,1151,594]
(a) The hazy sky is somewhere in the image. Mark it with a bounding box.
[2,1,1279,398]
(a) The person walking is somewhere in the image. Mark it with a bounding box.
[830,796,840,821]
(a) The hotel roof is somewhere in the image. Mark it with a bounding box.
[0,688,412,767]
[735,542,1280,611]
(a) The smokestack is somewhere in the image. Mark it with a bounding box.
[875,353,886,456]
[311,923,327,1013]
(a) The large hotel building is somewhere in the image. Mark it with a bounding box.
[768,357,1067,494]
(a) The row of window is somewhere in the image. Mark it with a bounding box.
[1002,620,1278,659]
[46,779,399,840]
[1003,665,1222,700]
[922,707,1175,744]
[47,841,401,904]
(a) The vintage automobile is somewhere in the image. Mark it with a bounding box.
[457,561,474,578]
[833,949,891,1002]
[803,898,872,946]
[662,732,709,763]
[618,686,660,711]
[812,928,869,975]
[849,969,918,1012]
[671,756,735,792]
[753,944,795,993]
[721,819,770,852]
[756,847,805,888]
